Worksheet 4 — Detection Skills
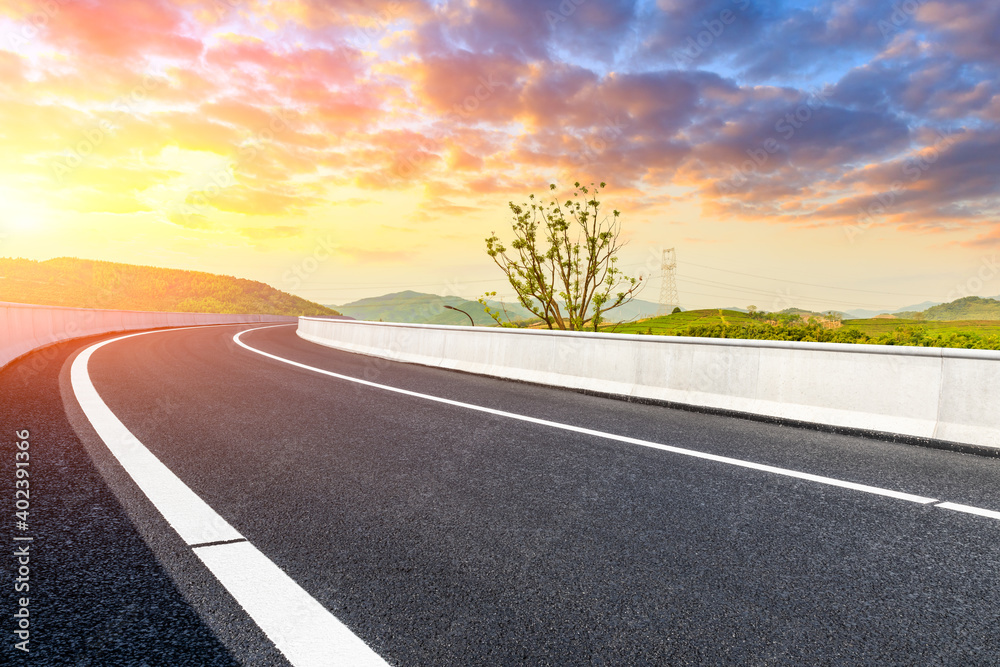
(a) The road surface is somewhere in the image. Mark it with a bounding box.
[2,323,999,665]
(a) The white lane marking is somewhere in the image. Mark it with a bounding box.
[194,542,388,667]
[935,502,1000,521]
[71,326,389,667]
[72,331,244,545]
[234,328,940,506]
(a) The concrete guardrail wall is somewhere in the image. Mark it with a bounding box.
[298,317,1000,452]
[1,301,295,372]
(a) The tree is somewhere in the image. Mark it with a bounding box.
[671,306,681,314]
[484,181,643,331]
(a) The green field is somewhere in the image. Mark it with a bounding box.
[600,309,756,335]
[600,309,1000,349]
[842,318,1000,336]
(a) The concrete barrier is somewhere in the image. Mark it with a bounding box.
[297,317,1000,452]
[1,301,295,372]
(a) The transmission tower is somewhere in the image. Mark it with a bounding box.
[658,248,679,315]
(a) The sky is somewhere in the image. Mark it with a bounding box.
[0,0,998,312]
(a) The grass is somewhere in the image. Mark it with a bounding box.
[599,309,1000,349]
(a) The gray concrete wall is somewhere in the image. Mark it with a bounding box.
[297,317,1000,451]
[1,301,295,371]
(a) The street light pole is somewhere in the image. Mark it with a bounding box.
[444,304,475,326]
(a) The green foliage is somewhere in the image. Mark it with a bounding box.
[485,181,643,331]
[921,296,1000,320]
[0,257,339,316]
[671,306,681,314]
[478,291,527,327]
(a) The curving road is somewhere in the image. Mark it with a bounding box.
[3,322,1000,665]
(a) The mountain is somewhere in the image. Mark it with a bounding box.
[602,298,670,322]
[333,291,520,325]
[334,292,668,325]
[921,296,1000,320]
[844,301,941,319]
[0,257,339,316]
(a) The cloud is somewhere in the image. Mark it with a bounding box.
[186,183,324,216]
[407,49,527,124]
[167,210,211,229]
[962,227,1000,248]
[337,246,418,263]
[22,0,203,60]
[1,0,998,252]
[56,188,152,214]
[239,225,305,240]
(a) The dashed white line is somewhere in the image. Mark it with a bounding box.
[72,326,388,667]
[236,326,1000,521]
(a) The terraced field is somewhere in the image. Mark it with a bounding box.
[600,309,755,335]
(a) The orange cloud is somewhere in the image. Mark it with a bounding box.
[30,0,203,59]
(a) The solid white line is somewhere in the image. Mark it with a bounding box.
[935,502,1000,521]
[71,326,388,667]
[234,328,939,506]
[194,542,388,667]
[72,331,244,545]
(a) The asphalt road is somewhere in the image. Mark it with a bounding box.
[4,323,1000,665]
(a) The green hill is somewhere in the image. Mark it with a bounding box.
[0,257,339,316]
[920,296,1000,320]
[334,291,666,326]
[333,291,526,326]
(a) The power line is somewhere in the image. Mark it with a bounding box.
[678,260,931,298]
[676,276,900,309]
[292,255,931,312]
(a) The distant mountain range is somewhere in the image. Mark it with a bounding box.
[790,297,1000,321]
[0,257,339,316]
[332,291,667,325]
[333,291,1000,325]
[843,301,942,319]
[331,291,509,326]
[727,298,1000,320]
